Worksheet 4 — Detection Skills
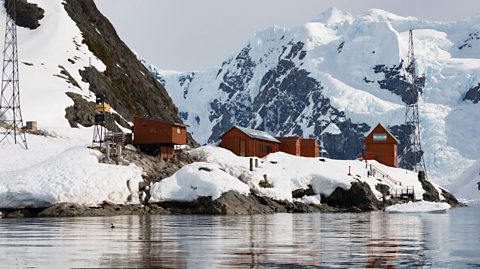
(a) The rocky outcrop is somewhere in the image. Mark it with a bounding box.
[418,171,440,202]
[440,188,465,207]
[464,83,480,103]
[321,181,382,211]
[157,191,333,215]
[36,203,169,218]
[64,92,95,128]
[63,0,184,131]
[417,171,464,207]
[5,0,44,29]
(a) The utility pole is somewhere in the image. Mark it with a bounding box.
[401,29,427,175]
[0,0,28,149]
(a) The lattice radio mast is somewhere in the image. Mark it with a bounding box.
[402,29,427,174]
[0,0,28,149]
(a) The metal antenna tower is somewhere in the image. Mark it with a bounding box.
[92,94,113,148]
[402,29,427,174]
[0,0,28,149]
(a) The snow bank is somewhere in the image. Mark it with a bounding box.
[182,146,431,203]
[0,127,143,208]
[0,146,142,208]
[149,162,250,202]
[385,201,451,213]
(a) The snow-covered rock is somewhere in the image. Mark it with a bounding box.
[385,201,451,213]
[152,146,448,204]
[154,8,480,189]
[149,162,250,202]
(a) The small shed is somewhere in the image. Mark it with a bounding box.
[276,136,301,156]
[219,126,280,157]
[364,123,399,167]
[300,138,319,157]
[132,116,188,158]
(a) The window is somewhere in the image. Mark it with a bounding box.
[260,144,272,153]
[177,127,181,134]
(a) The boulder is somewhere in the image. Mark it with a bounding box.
[321,181,381,211]
[38,203,89,217]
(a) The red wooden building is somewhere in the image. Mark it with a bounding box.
[300,138,319,157]
[219,126,280,157]
[364,123,399,167]
[132,116,188,158]
[276,136,301,156]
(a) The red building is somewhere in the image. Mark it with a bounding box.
[133,116,188,158]
[300,138,319,157]
[364,123,399,167]
[276,136,301,156]
[219,126,280,157]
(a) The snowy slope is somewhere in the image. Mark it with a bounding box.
[447,160,480,202]
[1,0,105,127]
[156,8,480,189]
[0,1,146,208]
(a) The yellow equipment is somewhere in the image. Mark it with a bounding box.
[95,103,111,113]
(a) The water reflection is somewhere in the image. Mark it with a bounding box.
[0,206,479,268]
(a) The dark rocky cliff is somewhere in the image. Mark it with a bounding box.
[4,0,44,29]
[63,0,181,127]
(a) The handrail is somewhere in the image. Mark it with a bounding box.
[368,163,402,186]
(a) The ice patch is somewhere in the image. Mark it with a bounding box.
[385,201,451,213]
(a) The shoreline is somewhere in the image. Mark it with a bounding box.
[0,190,465,219]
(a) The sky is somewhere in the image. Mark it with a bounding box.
[94,0,480,72]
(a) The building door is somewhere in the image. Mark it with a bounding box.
[240,140,246,156]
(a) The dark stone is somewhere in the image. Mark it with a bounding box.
[156,191,336,215]
[57,65,81,88]
[417,171,440,202]
[4,209,39,218]
[337,41,345,53]
[38,203,89,217]
[321,181,381,211]
[292,184,315,199]
[102,200,120,211]
[4,0,44,29]
[375,183,390,197]
[458,31,480,50]
[440,188,465,207]
[373,62,425,105]
[464,83,480,103]
[64,92,95,128]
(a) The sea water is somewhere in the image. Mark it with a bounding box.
[0,204,479,268]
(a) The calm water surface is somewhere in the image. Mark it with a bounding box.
[0,205,479,268]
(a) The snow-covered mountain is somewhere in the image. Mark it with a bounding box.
[155,8,480,186]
